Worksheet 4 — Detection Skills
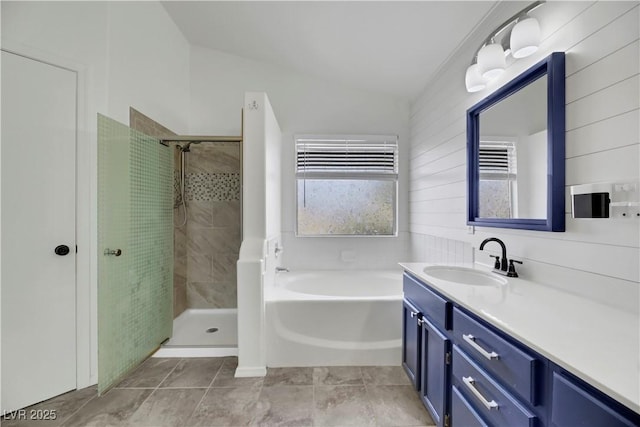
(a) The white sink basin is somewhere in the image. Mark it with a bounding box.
[422,266,508,286]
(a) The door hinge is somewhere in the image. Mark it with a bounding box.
[445,351,451,365]
[444,413,450,427]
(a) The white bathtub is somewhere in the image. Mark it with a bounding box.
[265,270,403,367]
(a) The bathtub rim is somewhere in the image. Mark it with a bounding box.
[266,268,403,302]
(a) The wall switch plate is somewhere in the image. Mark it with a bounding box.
[611,181,640,218]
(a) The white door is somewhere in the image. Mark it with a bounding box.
[1,51,77,412]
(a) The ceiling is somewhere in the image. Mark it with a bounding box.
[162,1,497,100]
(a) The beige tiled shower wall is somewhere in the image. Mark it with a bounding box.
[130,108,242,314]
[129,108,188,318]
[183,143,241,309]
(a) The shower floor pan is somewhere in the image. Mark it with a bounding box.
[153,308,238,357]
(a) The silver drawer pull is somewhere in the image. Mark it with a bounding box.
[410,311,420,318]
[463,334,499,360]
[463,376,499,410]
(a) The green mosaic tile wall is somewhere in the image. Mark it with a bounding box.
[98,114,173,393]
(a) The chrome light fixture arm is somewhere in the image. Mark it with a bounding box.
[465,1,545,92]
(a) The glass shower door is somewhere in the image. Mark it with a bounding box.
[97,114,173,393]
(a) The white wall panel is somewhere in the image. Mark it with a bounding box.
[410,197,465,214]
[411,99,467,148]
[563,214,640,248]
[410,165,466,194]
[566,40,639,103]
[566,75,639,131]
[411,132,465,172]
[566,109,639,158]
[566,144,640,186]
[106,2,191,133]
[468,230,639,283]
[409,1,640,290]
[410,148,466,178]
[410,180,466,204]
[565,5,639,76]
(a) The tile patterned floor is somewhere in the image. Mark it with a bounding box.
[2,357,434,427]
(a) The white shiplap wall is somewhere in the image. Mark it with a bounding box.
[409,1,639,307]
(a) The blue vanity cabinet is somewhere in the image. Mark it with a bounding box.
[420,316,451,427]
[401,270,640,427]
[404,272,543,427]
[550,370,639,427]
[402,298,422,390]
[403,273,453,426]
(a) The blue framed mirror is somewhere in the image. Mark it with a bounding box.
[467,52,565,232]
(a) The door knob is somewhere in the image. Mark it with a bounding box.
[54,245,70,256]
[104,248,122,257]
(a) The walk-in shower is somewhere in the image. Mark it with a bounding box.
[156,135,242,357]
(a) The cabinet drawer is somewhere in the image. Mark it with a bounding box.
[453,307,539,405]
[551,372,638,427]
[452,345,536,427]
[452,385,489,427]
[403,273,451,330]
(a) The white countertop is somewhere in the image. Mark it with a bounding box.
[400,262,640,414]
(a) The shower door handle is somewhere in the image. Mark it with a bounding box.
[104,248,122,257]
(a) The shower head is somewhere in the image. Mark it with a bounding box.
[179,141,202,152]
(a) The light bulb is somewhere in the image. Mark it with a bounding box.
[465,64,486,92]
[511,17,540,59]
[477,43,506,80]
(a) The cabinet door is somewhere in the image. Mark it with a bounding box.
[421,317,451,427]
[402,299,422,390]
[551,372,639,427]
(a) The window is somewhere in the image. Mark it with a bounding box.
[295,134,398,236]
[478,139,518,218]
[479,140,517,178]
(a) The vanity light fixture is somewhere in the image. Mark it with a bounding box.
[511,16,541,58]
[477,41,507,80]
[465,63,486,93]
[465,1,544,93]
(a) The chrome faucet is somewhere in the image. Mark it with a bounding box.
[479,237,522,277]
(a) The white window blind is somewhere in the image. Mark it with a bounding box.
[479,140,517,180]
[296,135,398,179]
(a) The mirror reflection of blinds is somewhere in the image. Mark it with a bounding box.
[479,140,517,180]
[296,135,398,179]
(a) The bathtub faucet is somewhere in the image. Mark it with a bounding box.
[275,266,289,273]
